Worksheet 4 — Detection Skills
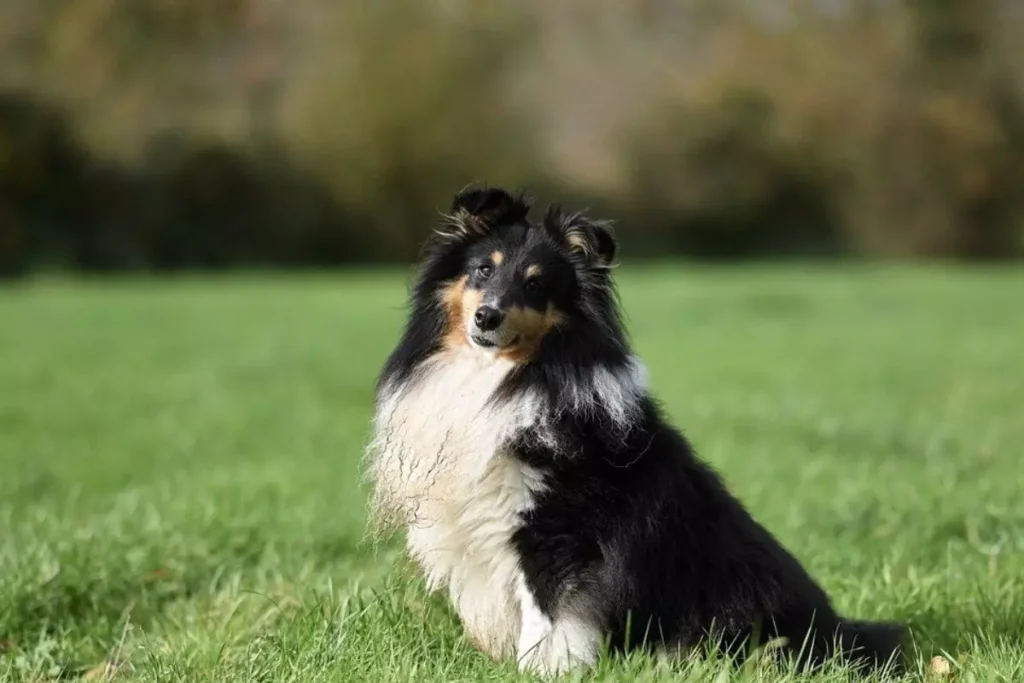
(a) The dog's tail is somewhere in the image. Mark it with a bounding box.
[834,619,906,673]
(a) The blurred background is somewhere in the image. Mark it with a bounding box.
[2,0,1023,278]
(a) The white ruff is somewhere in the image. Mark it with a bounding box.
[367,346,647,664]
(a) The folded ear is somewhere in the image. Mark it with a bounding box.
[438,187,531,241]
[544,205,618,267]
[591,221,617,265]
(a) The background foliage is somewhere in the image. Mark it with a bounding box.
[2,0,1024,275]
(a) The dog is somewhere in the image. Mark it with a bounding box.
[365,187,905,675]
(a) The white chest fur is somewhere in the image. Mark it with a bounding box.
[368,348,547,657]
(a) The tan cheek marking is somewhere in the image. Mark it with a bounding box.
[497,305,564,363]
[439,275,475,349]
[491,250,504,266]
[525,264,542,278]
[460,287,483,337]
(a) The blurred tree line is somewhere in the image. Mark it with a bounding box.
[2,0,1023,276]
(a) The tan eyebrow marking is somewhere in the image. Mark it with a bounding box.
[491,251,504,265]
[525,264,542,278]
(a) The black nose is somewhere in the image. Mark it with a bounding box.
[473,305,503,331]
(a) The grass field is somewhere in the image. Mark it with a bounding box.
[2,265,1023,682]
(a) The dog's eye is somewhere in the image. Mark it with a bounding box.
[476,264,494,279]
[524,279,543,294]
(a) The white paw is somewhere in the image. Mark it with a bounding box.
[517,615,600,676]
[517,637,582,676]
[515,576,600,676]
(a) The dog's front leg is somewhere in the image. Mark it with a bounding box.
[515,575,600,676]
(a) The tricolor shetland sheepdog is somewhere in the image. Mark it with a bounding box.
[366,187,904,676]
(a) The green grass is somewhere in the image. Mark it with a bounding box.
[1,264,1023,682]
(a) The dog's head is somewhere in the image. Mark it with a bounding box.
[418,187,619,363]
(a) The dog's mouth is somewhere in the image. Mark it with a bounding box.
[470,334,519,350]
